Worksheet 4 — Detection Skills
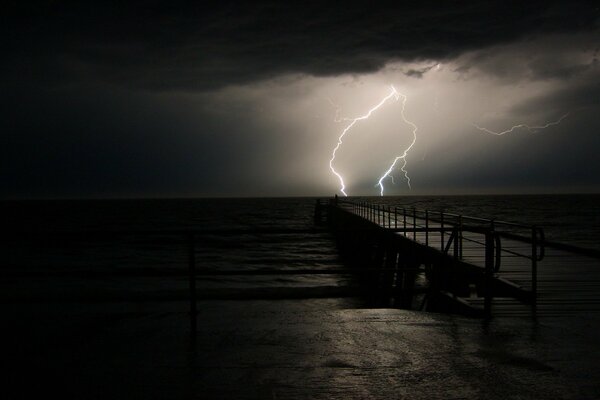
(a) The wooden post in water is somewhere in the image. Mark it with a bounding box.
[453,227,459,259]
[425,210,429,247]
[484,229,494,318]
[440,212,445,252]
[531,226,538,308]
[188,233,197,345]
[412,207,417,241]
[458,215,463,259]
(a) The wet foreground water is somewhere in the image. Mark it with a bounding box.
[4,299,599,399]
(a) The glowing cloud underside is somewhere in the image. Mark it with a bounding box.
[472,113,569,135]
[329,85,417,197]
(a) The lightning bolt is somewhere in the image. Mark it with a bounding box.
[472,113,569,135]
[329,86,401,196]
[376,86,418,196]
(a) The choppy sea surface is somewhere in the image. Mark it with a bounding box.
[0,194,598,300]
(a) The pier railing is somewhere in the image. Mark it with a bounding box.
[334,198,545,312]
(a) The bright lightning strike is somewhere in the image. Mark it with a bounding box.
[328,86,401,196]
[376,86,418,196]
[328,85,418,197]
[472,113,569,135]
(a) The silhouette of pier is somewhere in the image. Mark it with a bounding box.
[317,196,600,318]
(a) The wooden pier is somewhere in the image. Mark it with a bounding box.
[318,197,600,318]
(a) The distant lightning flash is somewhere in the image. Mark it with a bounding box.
[329,85,418,197]
[472,113,569,135]
[376,88,418,196]
[329,87,399,196]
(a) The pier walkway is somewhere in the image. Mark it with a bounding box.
[324,198,600,318]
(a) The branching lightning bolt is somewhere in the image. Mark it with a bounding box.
[472,113,569,135]
[328,86,401,196]
[328,85,418,197]
[376,87,418,196]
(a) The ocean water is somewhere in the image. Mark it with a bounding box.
[0,195,598,301]
[3,195,599,400]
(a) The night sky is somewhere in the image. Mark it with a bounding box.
[2,1,599,198]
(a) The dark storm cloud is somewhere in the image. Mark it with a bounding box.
[4,1,598,91]
[404,64,438,79]
[452,29,600,83]
[2,1,600,198]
